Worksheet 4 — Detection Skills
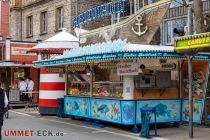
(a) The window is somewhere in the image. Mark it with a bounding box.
[40,11,48,34]
[165,18,187,45]
[56,7,64,31]
[27,15,33,37]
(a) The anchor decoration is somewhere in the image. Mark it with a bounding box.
[132,15,148,36]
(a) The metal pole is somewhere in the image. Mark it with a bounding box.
[188,56,193,138]
[179,61,182,98]
[187,6,193,138]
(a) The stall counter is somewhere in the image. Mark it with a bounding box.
[64,95,205,125]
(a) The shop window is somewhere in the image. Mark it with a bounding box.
[27,15,33,37]
[55,7,64,31]
[40,11,48,34]
[165,18,186,45]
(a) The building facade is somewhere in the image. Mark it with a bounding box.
[10,0,111,41]
[0,0,10,39]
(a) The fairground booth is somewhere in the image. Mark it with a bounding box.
[33,0,210,128]
[0,39,39,106]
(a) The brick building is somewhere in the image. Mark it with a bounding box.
[0,0,10,39]
[0,0,39,103]
[10,0,111,41]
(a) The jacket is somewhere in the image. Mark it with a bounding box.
[0,88,5,114]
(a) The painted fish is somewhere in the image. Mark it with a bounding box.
[74,101,79,110]
[97,104,109,115]
[155,103,171,117]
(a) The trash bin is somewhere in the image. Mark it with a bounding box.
[140,107,158,139]
[56,98,65,118]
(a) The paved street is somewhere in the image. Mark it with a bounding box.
[2,111,139,140]
[2,110,210,140]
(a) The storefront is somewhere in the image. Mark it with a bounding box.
[0,40,39,103]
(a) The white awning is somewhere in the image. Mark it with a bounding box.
[28,28,79,54]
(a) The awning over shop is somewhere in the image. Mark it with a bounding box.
[28,28,79,54]
[33,39,210,68]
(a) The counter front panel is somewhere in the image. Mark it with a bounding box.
[90,99,122,123]
[64,96,203,125]
[136,99,181,124]
[64,96,90,118]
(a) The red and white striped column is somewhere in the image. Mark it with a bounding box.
[39,68,65,115]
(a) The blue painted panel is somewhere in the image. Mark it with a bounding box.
[182,99,203,123]
[121,101,136,125]
[64,96,90,118]
[90,99,121,123]
[136,100,181,124]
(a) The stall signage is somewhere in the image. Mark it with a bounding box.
[117,63,139,75]
[161,63,176,70]
[175,33,210,51]
[11,47,36,56]
[98,63,117,69]
[46,67,63,73]
[73,0,126,29]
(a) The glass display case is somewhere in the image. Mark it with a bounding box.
[93,81,123,98]
[67,73,90,96]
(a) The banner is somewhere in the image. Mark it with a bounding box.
[117,63,139,75]
[11,47,36,56]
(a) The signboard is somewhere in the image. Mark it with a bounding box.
[73,0,126,29]
[161,63,176,70]
[117,63,139,75]
[175,32,210,51]
[46,67,63,73]
[11,47,36,56]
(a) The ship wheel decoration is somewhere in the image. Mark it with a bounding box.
[132,15,148,36]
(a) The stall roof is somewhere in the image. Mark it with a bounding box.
[33,39,210,68]
[28,28,79,54]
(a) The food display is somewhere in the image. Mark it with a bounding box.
[93,81,123,98]
[67,73,90,96]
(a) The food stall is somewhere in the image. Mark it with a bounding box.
[33,0,210,126]
[33,39,210,125]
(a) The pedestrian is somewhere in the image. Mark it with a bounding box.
[0,82,8,140]
[27,77,34,102]
[18,77,27,101]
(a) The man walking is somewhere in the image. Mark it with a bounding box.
[0,83,8,140]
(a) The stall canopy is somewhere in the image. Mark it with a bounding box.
[28,28,79,54]
[32,39,210,68]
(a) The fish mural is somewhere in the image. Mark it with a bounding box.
[136,100,181,124]
[64,97,90,117]
[74,101,79,110]
[182,99,203,123]
[90,99,121,123]
[97,104,109,115]
[155,103,171,117]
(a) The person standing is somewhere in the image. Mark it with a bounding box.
[18,77,27,101]
[0,83,8,140]
[27,77,34,101]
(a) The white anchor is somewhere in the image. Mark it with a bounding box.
[132,15,148,36]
